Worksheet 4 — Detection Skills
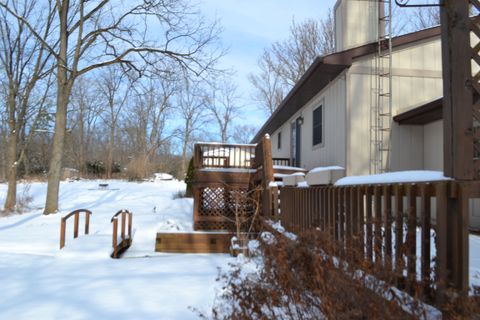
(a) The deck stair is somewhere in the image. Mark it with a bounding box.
[155,232,231,253]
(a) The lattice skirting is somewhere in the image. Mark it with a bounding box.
[194,185,256,231]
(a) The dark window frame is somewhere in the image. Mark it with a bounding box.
[313,104,323,147]
[277,131,282,149]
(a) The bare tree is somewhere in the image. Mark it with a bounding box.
[0,0,54,211]
[0,0,222,214]
[249,14,334,116]
[411,7,440,30]
[97,67,133,178]
[208,77,242,143]
[174,77,208,178]
[248,52,285,116]
[123,76,174,179]
[232,124,257,144]
[69,75,103,176]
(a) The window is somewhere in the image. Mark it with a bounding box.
[313,105,323,146]
[277,131,282,149]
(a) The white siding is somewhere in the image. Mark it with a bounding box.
[334,0,379,51]
[346,37,443,175]
[423,120,443,171]
[271,73,347,170]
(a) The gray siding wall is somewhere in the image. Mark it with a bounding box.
[271,73,347,170]
[346,37,443,175]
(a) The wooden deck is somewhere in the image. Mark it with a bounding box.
[155,232,231,253]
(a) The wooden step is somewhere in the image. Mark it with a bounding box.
[155,232,232,253]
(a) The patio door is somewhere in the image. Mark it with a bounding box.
[290,117,302,167]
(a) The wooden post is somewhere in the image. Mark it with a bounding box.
[406,184,417,295]
[128,212,133,239]
[435,182,448,306]
[449,183,470,294]
[60,218,66,249]
[85,211,90,235]
[420,184,432,297]
[73,211,79,238]
[441,0,475,180]
[112,219,118,254]
[261,135,274,217]
[121,210,126,241]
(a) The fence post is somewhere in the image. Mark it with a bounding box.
[261,135,274,218]
[450,182,470,294]
[60,218,66,249]
[73,211,79,238]
[85,211,90,235]
[121,210,126,241]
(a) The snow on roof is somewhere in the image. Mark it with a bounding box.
[197,141,256,147]
[273,165,306,171]
[334,170,451,186]
[199,168,257,173]
[309,166,344,173]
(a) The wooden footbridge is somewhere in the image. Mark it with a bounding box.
[59,208,133,259]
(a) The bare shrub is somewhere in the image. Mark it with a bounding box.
[210,228,434,320]
[16,183,33,213]
[124,155,154,181]
[172,190,187,199]
[1,183,33,215]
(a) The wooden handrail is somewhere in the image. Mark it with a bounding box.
[111,209,133,258]
[59,209,92,249]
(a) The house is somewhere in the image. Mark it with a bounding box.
[251,0,480,229]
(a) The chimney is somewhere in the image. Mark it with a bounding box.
[334,0,385,52]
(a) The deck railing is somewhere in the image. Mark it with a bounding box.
[272,158,290,167]
[194,143,256,170]
[59,209,92,249]
[276,181,471,303]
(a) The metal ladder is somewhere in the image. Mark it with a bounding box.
[370,0,393,174]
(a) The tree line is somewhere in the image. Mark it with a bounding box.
[0,0,255,214]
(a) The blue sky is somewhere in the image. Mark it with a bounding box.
[200,0,338,129]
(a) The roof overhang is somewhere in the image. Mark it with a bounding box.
[394,98,443,125]
[252,26,441,143]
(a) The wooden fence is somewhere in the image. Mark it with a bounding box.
[276,181,471,303]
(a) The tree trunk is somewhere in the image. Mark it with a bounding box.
[78,107,85,176]
[4,130,18,211]
[4,87,18,211]
[107,124,114,178]
[44,3,70,215]
[44,86,69,214]
[181,137,188,179]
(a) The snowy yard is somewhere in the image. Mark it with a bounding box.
[0,180,234,319]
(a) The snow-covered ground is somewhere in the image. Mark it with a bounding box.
[0,180,233,319]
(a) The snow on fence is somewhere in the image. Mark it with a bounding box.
[276,181,471,305]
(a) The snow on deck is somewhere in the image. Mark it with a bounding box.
[0,180,233,319]
[335,170,452,186]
